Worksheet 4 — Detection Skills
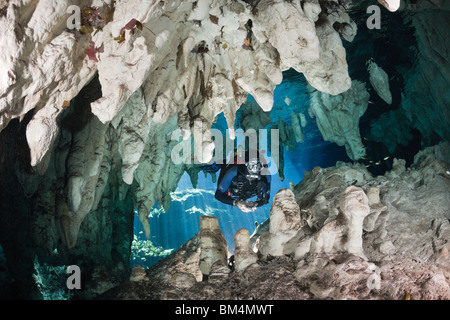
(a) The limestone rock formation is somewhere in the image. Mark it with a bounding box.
[258,188,305,256]
[294,186,371,260]
[1,0,449,300]
[278,117,297,153]
[101,142,450,300]
[0,0,359,259]
[309,80,370,160]
[238,101,272,132]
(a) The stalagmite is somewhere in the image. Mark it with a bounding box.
[309,80,370,160]
[198,216,228,277]
[259,189,305,256]
[299,113,307,128]
[291,112,305,144]
[0,0,360,249]
[234,228,258,272]
[363,187,388,232]
[339,186,371,258]
[100,143,450,300]
[9,0,449,301]
[294,186,371,260]
[378,0,401,12]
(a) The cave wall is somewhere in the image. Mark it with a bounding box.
[366,1,450,157]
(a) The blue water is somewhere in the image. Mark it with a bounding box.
[132,70,350,268]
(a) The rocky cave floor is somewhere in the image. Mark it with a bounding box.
[103,253,450,300]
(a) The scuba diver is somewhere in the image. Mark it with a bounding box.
[202,149,271,213]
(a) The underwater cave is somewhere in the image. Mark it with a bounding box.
[0,0,449,302]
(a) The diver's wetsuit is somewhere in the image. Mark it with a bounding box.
[214,163,271,207]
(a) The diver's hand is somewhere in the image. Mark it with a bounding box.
[236,201,256,213]
[236,201,252,213]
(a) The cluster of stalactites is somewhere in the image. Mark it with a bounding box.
[0,0,358,248]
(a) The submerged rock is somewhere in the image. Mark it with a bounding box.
[101,142,450,300]
[367,59,392,105]
[309,80,370,160]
